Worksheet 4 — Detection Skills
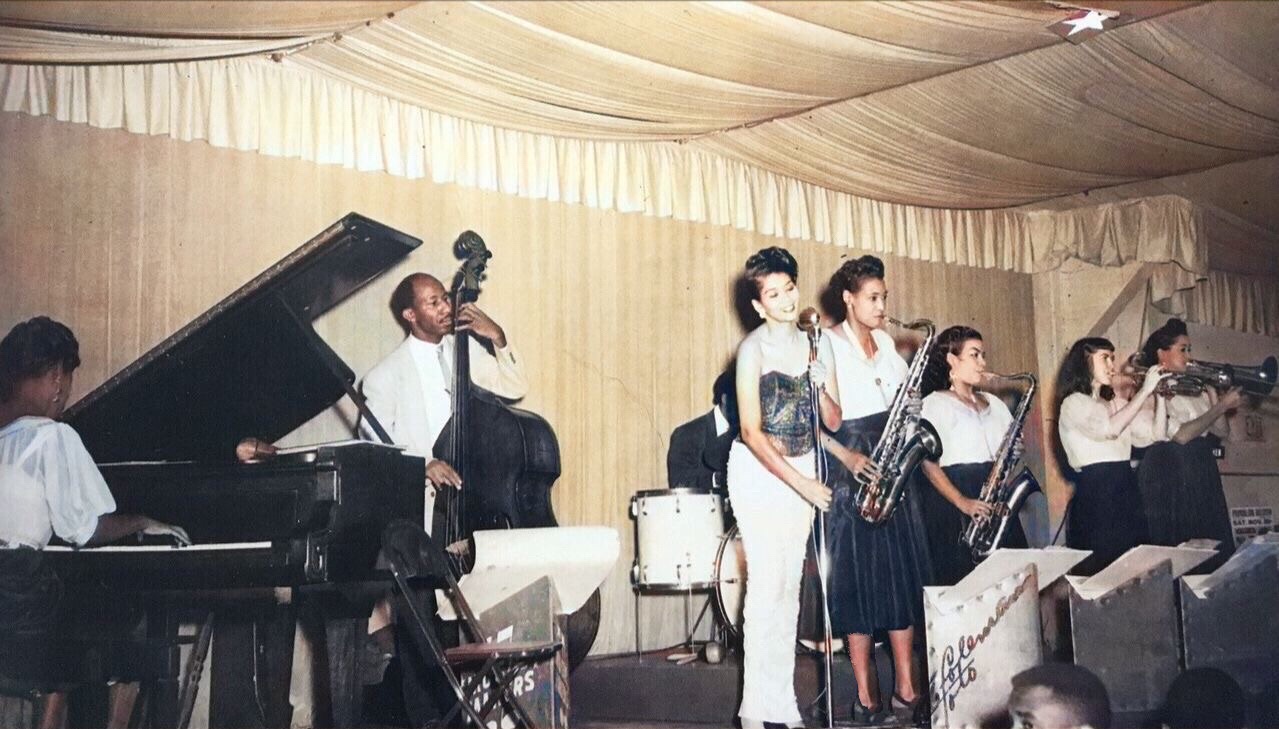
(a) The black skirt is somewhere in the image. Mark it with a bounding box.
[920,462,1029,587]
[0,548,73,688]
[1067,460,1148,576]
[1137,438,1235,574]
[824,411,932,636]
[0,549,144,688]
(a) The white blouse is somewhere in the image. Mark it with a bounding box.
[0,416,116,548]
[1058,392,1134,470]
[828,323,908,420]
[921,391,1013,468]
[1131,392,1219,448]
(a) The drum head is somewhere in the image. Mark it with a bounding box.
[713,526,746,637]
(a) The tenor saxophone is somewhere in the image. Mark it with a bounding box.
[960,372,1040,561]
[852,317,943,524]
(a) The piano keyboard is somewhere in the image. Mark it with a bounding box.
[45,541,272,552]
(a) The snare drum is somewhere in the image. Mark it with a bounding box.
[630,488,725,589]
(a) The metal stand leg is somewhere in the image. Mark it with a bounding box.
[634,589,643,660]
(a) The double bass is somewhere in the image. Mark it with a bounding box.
[432,231,601,668]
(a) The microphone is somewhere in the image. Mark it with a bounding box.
[798,307,821,361]
[797,307,821,333]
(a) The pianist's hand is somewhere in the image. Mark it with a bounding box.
[142,519,192,547]
[236,437,278,463]
[426,459,463,489]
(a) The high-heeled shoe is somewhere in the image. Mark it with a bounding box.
[850,696,885,725]
[891,692,930,726]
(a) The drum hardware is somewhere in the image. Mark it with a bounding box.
[629,487,729,660]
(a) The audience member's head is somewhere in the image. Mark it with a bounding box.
[1009,663,1112,729]
[1158,667,1244,729]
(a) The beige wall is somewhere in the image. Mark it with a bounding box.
[0,110,1039,656]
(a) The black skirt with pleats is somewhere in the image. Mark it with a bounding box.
[1137,438,1235,574]
[1067,460,1148,576]
[824,411,932,636]
[920,461,1029,587]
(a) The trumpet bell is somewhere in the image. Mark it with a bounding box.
[1186,356,1277,397]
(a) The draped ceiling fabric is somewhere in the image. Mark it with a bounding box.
[0,0,1276,332]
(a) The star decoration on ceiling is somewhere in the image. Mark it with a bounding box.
[1048,6,1121,44]
[1063,9,1109,36]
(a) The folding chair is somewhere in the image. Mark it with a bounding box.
[382,520,562,729]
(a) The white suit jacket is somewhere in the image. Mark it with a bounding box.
[359,333,528,458]
[359,334,527,533]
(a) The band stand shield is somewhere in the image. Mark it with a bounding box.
[1179,537,1279,694]
[925,548,1087,729]
[1066,545,1216,715]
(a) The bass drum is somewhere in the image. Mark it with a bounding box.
[712,525,844,652]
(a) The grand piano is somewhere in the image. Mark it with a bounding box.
[47,214,426,729]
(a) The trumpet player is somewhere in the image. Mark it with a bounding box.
[1055,337,1168,576]
[918,326,1028,586]
[1131,318,1243,572]
[729,246,841,729]
[822,255,930,725]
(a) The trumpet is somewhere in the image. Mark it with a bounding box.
[1127,364,1208,397]
[1129,356,1277,398]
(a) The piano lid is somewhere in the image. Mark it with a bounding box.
[65,213,421,463]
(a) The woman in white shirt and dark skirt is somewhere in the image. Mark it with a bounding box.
[1055,337,1168,576]
[821,255,932,724]
[918,326,1026,587]
[0,317,189,729]
[1131,318,1242,573]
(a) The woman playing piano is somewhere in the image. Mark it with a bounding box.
[0,316,189,729]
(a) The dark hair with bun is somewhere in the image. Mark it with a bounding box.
[830,255,885,296]
[921,325,982,397]
[744,246,799,297]
[0,316,81,403]
[1139,318,1189,367]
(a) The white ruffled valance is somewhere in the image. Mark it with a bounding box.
[1,55,1271,333]
[1173,270,1279,337]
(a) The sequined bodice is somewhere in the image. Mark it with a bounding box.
[759,371,815,457]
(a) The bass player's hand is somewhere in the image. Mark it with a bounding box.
[426,459,463,489]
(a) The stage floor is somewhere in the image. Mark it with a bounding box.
[571,646,920,728]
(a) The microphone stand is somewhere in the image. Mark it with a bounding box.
[802,311,835,729]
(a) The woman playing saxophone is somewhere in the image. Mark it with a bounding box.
[918,326,1030,586]
[821,255,931,725]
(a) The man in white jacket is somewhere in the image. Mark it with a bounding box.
[358,271,527,727]
[360,271,528,518]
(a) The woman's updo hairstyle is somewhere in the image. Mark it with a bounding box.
[1138,317,1189,368]
[830,255,885,295]
[0,316,80,403]
[744,246,799,297]
[921,325,982,397]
